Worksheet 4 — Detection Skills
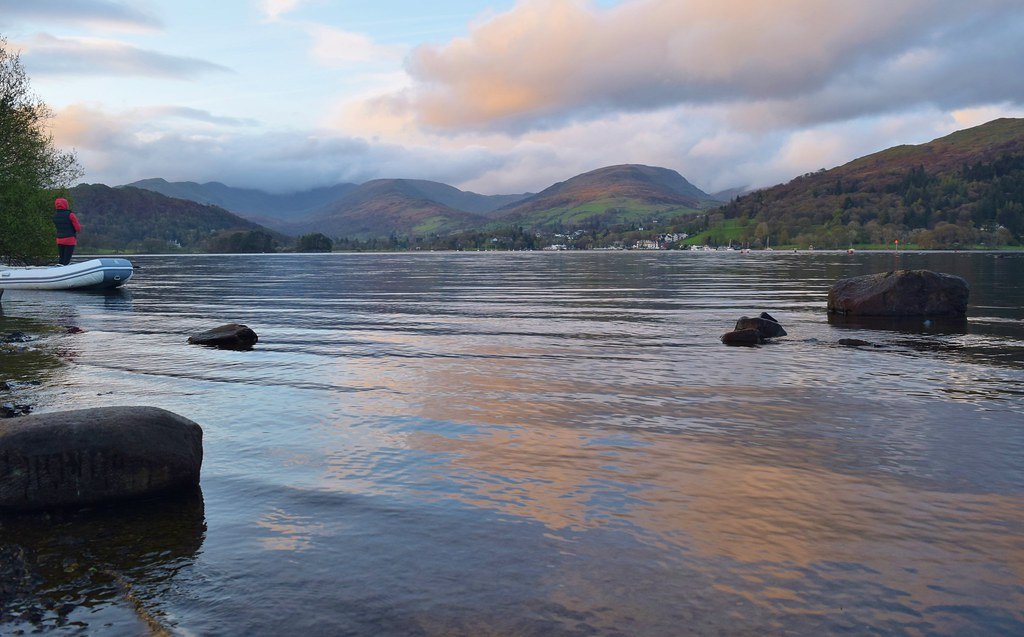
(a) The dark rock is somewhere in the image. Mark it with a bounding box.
[187,323,258,350]
[0,406,203,510]
[65,326,84,334]
[721,328,763,346]
[837,338,874,347]
[0,381,10,391]
[1,403,33,418]
[735,316,787,338]
[759,311,779,323]
[827,270,969,317]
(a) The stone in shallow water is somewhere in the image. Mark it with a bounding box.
[187,323,258,350]
[721,328,763,346]
[0,406,203,510]
[828,270,969,317]
[735,316,787,338]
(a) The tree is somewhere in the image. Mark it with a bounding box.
[296,232,333,252]
[1,38,82,264]
[204,229,278,253]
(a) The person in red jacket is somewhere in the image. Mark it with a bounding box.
[53,197,82,265]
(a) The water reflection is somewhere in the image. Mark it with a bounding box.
[828,313,969,335]
[0,314,66,391]
[0,488,206,633]
[2,252,1023,635]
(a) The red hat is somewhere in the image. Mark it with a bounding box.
[55,198,69,210]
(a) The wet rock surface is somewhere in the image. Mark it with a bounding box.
[187,323,258,350]
[735,315,788,338]
[722,311,787,346]
[828,270,969,317]
[0,406,203,510]
[721,328,764,346]
[0,402,33,418]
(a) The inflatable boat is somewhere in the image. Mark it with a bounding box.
[0,258,133,296]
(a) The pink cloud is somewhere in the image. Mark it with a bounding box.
[375,0,1024,133]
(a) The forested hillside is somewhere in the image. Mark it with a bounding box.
[493,164,719,230]
[69,184,274,252]
[718,118,1024,248]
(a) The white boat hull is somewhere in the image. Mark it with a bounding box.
[0,258,133,292]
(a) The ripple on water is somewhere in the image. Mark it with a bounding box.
[1,251,1022,635]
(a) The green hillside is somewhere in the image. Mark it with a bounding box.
[493,164,717,231]
[288,180,490,240]
[719,118,1024,249]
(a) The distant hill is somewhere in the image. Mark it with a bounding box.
[288,179,491,239]
[117,165,725,240]
[338,179,531,217]
[70,184,277,251]
[720,118,1024,248]
[128,177,531,232]
[492,164,720,229]
[711,186,749,202]
[125,178,359,229]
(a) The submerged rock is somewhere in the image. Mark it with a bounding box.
[1,332,32,344]
[828,270,969,317]
[0,406,203,510]
[837,338,875,347]
[187,323,258,350]
[1,403,33,418]
[721,328,764,346]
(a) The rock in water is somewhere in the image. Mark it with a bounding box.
[827,270,969,317]
[187,323,258,350]
[0,406,203,510]
[837,338,874,347]
[735,316,787,338]
[721,328,764,346]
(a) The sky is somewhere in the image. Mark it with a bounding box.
[3,0,1024,195]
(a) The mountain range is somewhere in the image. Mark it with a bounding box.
[64,117,1024,250]
[124,164,720,239]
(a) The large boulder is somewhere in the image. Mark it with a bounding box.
[827,270,969,317]
[187,323,258,350]
[0,406,203,511]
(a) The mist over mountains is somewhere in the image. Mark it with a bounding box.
[69,118,1024,250]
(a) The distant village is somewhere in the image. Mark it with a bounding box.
[543,231,689,251]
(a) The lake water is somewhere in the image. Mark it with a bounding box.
[1,251,1023,636]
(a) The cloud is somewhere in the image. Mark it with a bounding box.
[304,23,407,67]
[17,34,232,78]
[260,0,305,22]
[51,104,513,193]
[721,15,1024,132]
[0,0,161,31]
[367,0,1024,133]
[137,107,259,127]
[52,95,998,201]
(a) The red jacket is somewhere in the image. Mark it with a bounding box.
[54,198,82,245]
